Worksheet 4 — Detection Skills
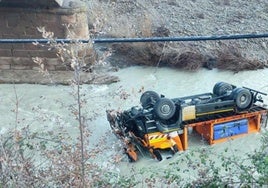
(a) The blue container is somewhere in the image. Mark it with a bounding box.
[213,119,248,140]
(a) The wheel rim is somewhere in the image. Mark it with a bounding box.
[160,104,171,115]
[154,98,176,120]
[239,95,247,105]
[233,88,252,110]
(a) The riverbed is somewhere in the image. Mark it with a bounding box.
[0,66,268,185]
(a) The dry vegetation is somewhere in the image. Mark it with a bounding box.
[111,36,268,72]
[216,46,267,72]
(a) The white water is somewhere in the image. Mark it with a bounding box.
[0,66,268,183]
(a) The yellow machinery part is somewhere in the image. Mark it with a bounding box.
[148,132,174,149]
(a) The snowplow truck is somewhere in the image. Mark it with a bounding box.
[106,82,267,162]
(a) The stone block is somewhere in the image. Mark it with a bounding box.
[0,58,10,65]
[61,14,76,24]
[46,24,65,38]
[27,50,42,58]
[6,13,20,27]
[0,43,13,49]
[12,44,25,50]
[11,65,32,70]
[0,64,11,69]
[13,50,30,57]
[0,18,7,28]
[55,64,69,71]
[12,57,35,66]
[24,27,39,37]
[0,57,13,65]
[2,33,19,39]
[38,13,59,24]
[16,18,33,29]
[0,49,12,56]
[1,22,21,37]
[38,51,58,58]
[68,13,89,39]
[8,27,35,39]
[20,12,37,21]
[24,44,43,51]
[46,58,61,65]
[0,11,5,19]
[45,64,56,71]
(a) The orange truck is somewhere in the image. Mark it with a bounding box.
[106,82,268,162]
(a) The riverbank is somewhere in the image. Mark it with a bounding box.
[0,69,119,85]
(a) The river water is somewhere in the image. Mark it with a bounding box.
[0,66,268,184]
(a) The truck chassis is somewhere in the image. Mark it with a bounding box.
[106,82,268,162]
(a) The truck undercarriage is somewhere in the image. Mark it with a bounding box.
[106,82,268,162]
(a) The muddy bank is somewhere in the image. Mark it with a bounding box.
[109,37,268,72]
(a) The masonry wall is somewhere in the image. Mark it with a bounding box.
[0,6,89,71]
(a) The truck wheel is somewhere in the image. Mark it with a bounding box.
[140,91,160,108]
[153,149,163,161]
[154,98,176,120]
[232,88,252,110]
[213,82,233,96]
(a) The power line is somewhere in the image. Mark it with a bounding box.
[0,33,268,44]
[93,33,268,43]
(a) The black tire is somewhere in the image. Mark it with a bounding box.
[140,91,160,108]
[153,149,162,161]
[213,82,233,96]
[154,98,176,120]
[213,82,222,94]
[232,88,252,110]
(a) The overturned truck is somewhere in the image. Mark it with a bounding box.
[106,82,267,162]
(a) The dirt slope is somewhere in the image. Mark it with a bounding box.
[87,0,268,70]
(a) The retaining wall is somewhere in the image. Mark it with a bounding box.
[0,2,89,71]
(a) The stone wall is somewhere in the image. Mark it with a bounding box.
[0,1,89,71]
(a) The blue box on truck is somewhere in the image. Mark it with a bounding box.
[213,119,248,140]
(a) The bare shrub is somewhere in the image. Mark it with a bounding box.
[216,46,266,73]
[111,42,161,66]
[112,39,266,72]
[160,43,206,71]
[0,26,119,187]
[112,38,207,71]
[169,51,205,71]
